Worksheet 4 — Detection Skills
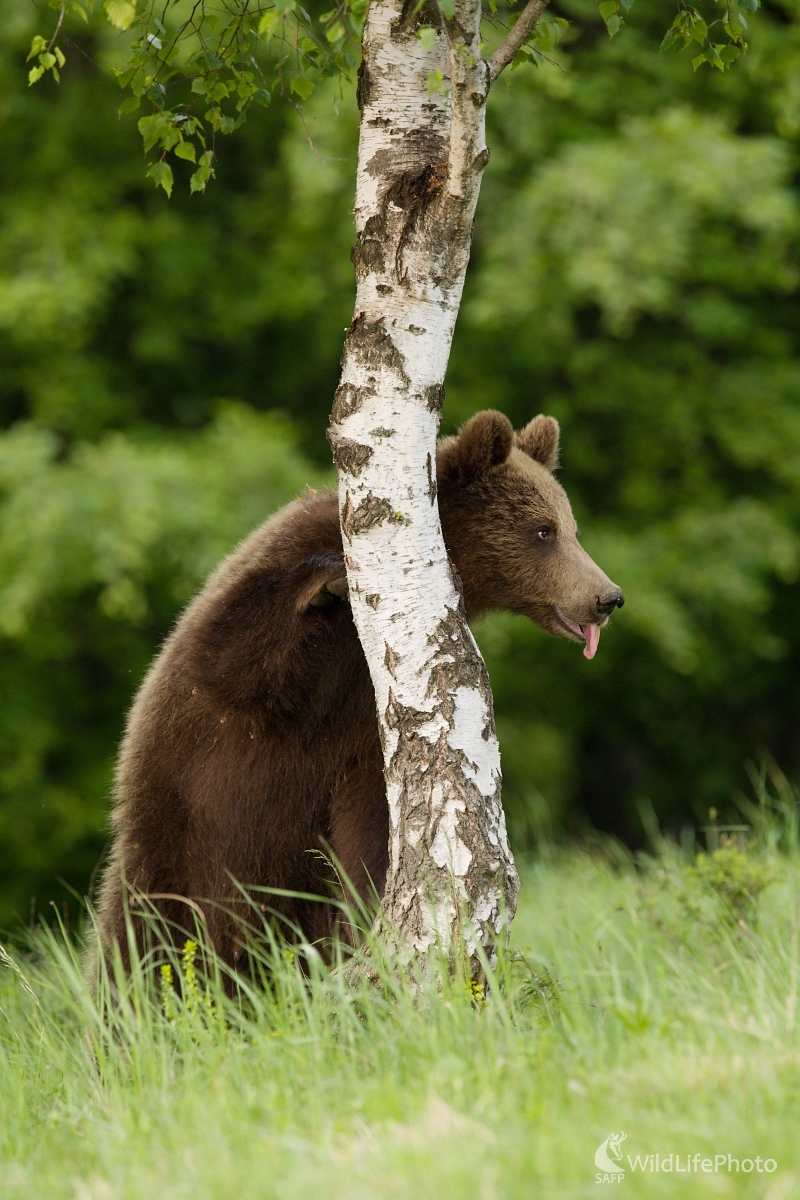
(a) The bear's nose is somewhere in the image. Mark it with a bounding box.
[596,589,625,616]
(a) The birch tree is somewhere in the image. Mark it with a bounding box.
[326,0,537,965]
[29,0,757,971]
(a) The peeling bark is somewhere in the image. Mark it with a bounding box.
[327,432,374,477]
[331,0,528,975]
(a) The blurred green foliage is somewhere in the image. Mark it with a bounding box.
[1,0,800,927]
[0,407,328,927]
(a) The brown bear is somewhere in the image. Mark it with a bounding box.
[94,410,623,971]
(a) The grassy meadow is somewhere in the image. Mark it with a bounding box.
[2,796,800,1200]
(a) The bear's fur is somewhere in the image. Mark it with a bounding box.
[95,411,622,969]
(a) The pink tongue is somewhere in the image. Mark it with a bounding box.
[581,623,600,661]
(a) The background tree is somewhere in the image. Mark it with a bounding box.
[1,0,798,939]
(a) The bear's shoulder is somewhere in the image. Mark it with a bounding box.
[203,487,340,599]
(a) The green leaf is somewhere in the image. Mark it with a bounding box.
[692,51,708,69]
[190,151,215,194]
[719,43,741,62]
[426,68,445,95]
[417,26,438,51]
[54,46,66,68]
[137,113,175,152]
[439,0,455,18]
[258,11,281,36]
[147,160,173,197]
[27,65,45,85]
[689,17,708,43]
[70,2,89,21]
[606,13,621,36]
[174,140,197,162]
[118,95,141,114]
[138,114,159,151]
[205,109,237,134]
[325,21,346,42]
[104,0,137,31]
[531,16,569,53]
[254,88,271,106]
[26,35,47,62]
[705,43,725,69]
[290,76,315,99]
[191,78,207,95]
[39,53,56,69]
[275,0,296,12]
[599,2,618,20]
[146,82,167,110]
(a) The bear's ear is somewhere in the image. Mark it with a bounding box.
[451,411,514,480]
[516,415,560,472]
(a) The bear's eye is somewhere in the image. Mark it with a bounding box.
[536,526,553,541]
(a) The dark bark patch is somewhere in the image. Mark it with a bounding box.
[426,452,437,504]
[385,160,448,211]
[365,148,396,179]
[365,129,447,182]
[361,132,449,286]
[327,432,373,477]
[351,237,385,276]
[448,556,466,606]
[346,313,409,384]
[385,161,449,282]
[385,690,435,737]
[366,593,381,610]
[351,212,387,278]
[332,382,370,424]
[384,642,399,679]
[394,0,441,33]
[342,491,396,540]
[424,383,445,413]
[425,606,490,709]
[370,426,395,438]
[356,56,373,111]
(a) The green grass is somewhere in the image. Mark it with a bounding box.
[2,825,800,1199]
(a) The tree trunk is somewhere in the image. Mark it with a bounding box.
[328,0,540,973]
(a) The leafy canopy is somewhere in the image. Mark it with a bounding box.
[27,0,758,195]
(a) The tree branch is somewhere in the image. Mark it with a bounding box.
[446,0,486,198]
[487,0,551,84]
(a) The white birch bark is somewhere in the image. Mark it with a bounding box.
[329,0,546,971]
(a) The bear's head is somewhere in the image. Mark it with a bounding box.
[437,410,623,660]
